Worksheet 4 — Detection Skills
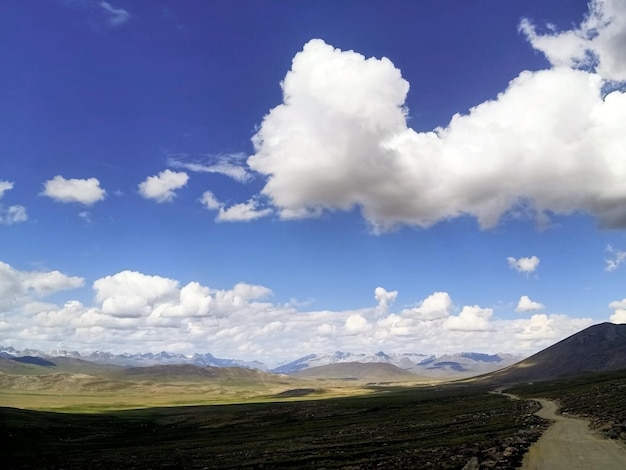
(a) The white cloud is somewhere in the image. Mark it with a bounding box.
[91,271,273,322]
[515,295,545,313]
[609,298,626,310]
[2,205,27,224]
[247,12,626,232]
[401,291,452,320]
[374,286,397,312]
[344,314,370,334]
[514,314,555,341]
[0,181,13,198]
[200,191,272,222]
[0,265,601,365]
[23,270,84,295]
[0,181,27,225]
[508,256,540,274]
[605,244,626,271]
[444,305,493,331]
[520,0,626,82]
[199,191,222,210]
[78,211,92,223]
[42,175,106,205]
[94,271,179,307]
[168,153,252,183]
[609,298,626,324]
[248,39,410,227]
[216,199,272,222]
[610,309,626,324]
[99,1,130,28]
[511,313,592,343]
[0,261,83,311]
[138,170,188,203]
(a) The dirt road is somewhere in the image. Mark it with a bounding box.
[520,398,626,469]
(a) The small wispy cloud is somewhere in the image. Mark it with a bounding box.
[78,211,92,223]
[217,201,272,222]
[515,295,545,313]
[199,191,272,222]
[98,1,130,28]
[0,181,13,199]
[605,244,626,272]
[0,205,28,225]
[0,181,27,225]
[58,0,131,30]
[507,256,540,275]
[138,170,188,203]
[167,153,252,183]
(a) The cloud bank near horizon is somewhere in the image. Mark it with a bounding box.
[0,260,606,364]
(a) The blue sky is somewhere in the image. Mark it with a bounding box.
[1,0,626,364]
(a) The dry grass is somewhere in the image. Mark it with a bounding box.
[0,378,379,412]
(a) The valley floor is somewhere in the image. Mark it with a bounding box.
[1,385,545,469]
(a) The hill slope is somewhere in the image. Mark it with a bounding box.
[483,322,626,385]
[292,362,419,381]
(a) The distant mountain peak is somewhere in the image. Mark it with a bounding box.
[271,350,523,378]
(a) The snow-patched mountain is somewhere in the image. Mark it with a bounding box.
[0,346,523,378]
[271,351,524,378]
[271,351,426,373]
[0,346,267,370]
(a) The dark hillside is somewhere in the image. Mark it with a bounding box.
[482,322,626,385]
[9,356,56,367]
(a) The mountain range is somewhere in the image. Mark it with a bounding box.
[0,346,266,370]
[0,345,523,379]
[2,323,626,389]
[272,351,523,378]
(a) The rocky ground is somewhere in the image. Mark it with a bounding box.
[557,382,626,442]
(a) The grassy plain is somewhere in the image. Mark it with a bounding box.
[0,359,553,468]
[0,382,374,412]
[1,381,544,469]
[0,358,435,412]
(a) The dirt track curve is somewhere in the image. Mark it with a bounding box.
[520,398,626,469]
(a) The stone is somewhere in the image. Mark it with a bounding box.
[461,456,479,470]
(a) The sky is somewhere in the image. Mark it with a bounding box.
[1,0,626,366]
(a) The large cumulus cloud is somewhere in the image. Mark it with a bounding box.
[248,1,626,231]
